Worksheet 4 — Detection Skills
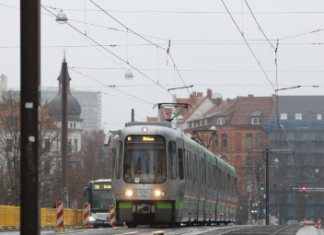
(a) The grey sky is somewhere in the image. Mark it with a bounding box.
[1,0,324,131]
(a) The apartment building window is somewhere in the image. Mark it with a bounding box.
[74,139,78,151]
[246,133,253,148]
[221,156,227,162]
[315,210,323,216]
[217,117,225,125]
[68,139,72,151]
[200,120,203,126]
[222,134,228,149]
[256,134,263,148]
[280,113,287,120]
[317,114,322,120]
[74,123,76,128]
[205,119,208,125]
[295,113,302,120]
[251,117,260,124]
[214,134,219,149]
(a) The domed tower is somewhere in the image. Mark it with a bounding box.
[48,57,83,151]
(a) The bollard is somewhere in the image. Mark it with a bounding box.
[318,218,322,229]
[83,203,90,227]
[109,205,116,227]
[55,201,64,232]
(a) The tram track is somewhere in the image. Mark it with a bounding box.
[217,225,301,235]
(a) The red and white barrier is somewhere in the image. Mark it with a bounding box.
[318,218,322,229]
[109,205,116,227]
[56,201,64,227]
[303,219,306,226]
[83,203,91,227]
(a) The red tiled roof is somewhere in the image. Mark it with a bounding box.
[177,96,208,123]
[231,97,274,124]
[148,117,158,122]
[205,98,239,117]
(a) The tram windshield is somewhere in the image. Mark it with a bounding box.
[91,190,114,210]
[124,135,166,184]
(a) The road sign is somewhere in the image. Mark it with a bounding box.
[262,209,266,214]
[83,203,91,227]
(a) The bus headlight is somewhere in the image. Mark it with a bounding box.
[154,190,166,196]
[124,190,135,196]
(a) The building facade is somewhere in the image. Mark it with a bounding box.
[186,95,274,223]
[263,96,324,224]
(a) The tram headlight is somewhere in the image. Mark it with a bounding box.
[154,190,166,197]
[124,190,135,196]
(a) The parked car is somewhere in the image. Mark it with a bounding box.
[286,220,299,226]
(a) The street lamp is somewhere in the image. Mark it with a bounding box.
[124,69,134,80]
[274,158,279,164]
[315,168,320,174]
[56,10,68,24]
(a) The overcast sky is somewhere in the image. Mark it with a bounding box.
[1,0,324,131]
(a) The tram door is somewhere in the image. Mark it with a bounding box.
[197,152,206,222]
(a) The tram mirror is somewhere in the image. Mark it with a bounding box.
[83,187,88,197]
[104,133,111,146]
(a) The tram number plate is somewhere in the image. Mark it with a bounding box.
[137,190,151,197]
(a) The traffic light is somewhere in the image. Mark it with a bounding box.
[302,186,306,193]
[261,183,264,190]
[290,185,292,193]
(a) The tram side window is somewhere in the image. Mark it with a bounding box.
[112,147,116,179]
[115,141,123,179]
[178,148,184,180]
[193,154,197,183]
[187,151,191,181]
[168,141,178,179]
[200,158,204,185]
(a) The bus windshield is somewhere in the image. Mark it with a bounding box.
[124,135,166,184]
[91,190,114,210]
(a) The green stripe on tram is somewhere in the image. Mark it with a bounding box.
[119,202,132,209]
[175,203,182,209]
[156,202,172,209]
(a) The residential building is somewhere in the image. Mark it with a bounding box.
[186,95,275,223]
[262,96,324,224]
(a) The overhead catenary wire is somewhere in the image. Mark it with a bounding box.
[220,0,275,91]
[244,0,275,49]
[68,67,154,105]
[41,6,172,97]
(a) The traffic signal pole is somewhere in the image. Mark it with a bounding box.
[20,0,41,234]
[266,148,270,225]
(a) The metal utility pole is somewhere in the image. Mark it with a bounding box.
[266,148,270,225]
[61,59,68,208]
[20,0,41,234]
[131,109,134,122]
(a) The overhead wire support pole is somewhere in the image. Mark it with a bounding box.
[20,0,41,234]
[62,58,68,208]
[266,148,270,225]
